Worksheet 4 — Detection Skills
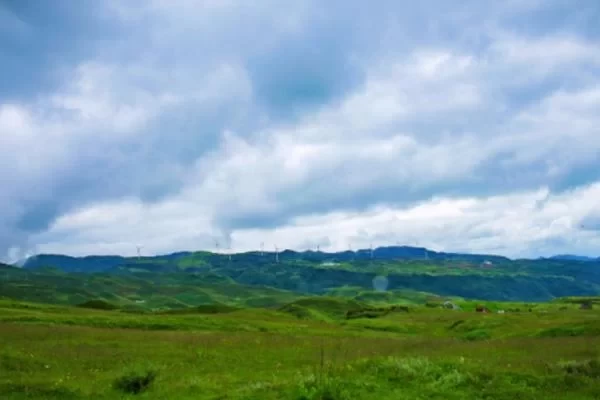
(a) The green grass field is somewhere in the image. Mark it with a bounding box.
[1,297,599,399]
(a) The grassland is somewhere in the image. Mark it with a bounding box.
[2,256,600,398]
[1,297,600,399]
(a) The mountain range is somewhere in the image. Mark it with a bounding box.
[1,245,595,303]
[20,245,514,272]
[18,246,600,273]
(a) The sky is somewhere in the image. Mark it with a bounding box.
[1,0,600,261]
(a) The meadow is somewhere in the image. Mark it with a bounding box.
[1,297,600,399]
[2,254,600,398]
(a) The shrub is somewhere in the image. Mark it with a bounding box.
[462,329,491,342]
[536,326,585,338]
[76,299,119,310]
[114,369,157,394]
[558,359,600,378]
[293,375,352,400]
[448,319,466,330]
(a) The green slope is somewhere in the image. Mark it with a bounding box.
[0,268,302,311]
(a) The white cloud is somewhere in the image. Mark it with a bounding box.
[490,34,600,70]
[34,182,600,259]
[2,0,600,260]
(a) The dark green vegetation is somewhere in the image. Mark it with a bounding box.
[2,249,600,398]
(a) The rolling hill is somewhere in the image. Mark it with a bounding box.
[1,246,598,306]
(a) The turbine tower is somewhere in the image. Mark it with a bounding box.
[136,245,143,260]
[274,245,279,263]
[260,242,264,257]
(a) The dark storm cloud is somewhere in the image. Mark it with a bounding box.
[0,0,124,101]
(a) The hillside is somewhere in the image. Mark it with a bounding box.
[0,267,301,311]
[13,247,599,302]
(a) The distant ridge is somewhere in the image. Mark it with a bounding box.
[6,246,600,303]
[21,245,513,272]
[20,245,600,273]
[547,254,599,262]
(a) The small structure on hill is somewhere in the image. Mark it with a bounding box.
[580,302,593,310]
[480,260,493,268]
[443,301,460,310]
[475,305,490,313]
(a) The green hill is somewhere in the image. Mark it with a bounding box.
[0,268,302,311]
[6,252,600,306]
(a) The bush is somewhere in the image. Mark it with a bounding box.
[76,299,119,310]
[536,326,586,338]
[114,370,157,394]
[462,329,491,342]
[448,319,466,330]
[294,375,352,400]
[558,359,600,378]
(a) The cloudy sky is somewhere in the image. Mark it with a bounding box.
[1,0,600,261]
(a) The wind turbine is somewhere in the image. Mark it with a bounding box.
[214,239,220,254]
[260,242,264,257]
[227,244,232,262]
[136,245,143,260]
[274,245,279,263]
